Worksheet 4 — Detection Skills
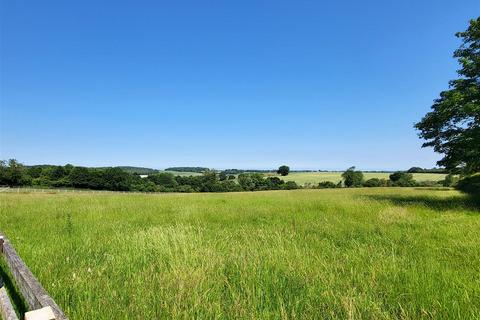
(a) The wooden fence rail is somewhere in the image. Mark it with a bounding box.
[0,283,19,320]
[0,234,68,320]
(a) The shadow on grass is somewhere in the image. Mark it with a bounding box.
[365,193,480,212]
[0,259,28,317]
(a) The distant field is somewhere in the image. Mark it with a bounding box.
[164,170,202,176]
[1,188,479,319]
[265,172,447,185]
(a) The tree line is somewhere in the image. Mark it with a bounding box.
[1,160,459,193]
[0,160,300,192]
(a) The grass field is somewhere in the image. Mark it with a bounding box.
[0,188,479,319]
[265,172,447,185]
[165,170,202,177]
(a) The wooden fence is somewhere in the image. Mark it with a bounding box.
[0,234,68,320]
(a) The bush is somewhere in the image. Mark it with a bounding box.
[282,181,299,190]
[416,180,442,187]
[389,172,416,187]
[318,181,336,188]
[456,173,480,194]
[442,174,459,187]
[266,177,285,189]
[363,178,388,187]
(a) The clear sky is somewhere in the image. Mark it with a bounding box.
[1,1,479,170]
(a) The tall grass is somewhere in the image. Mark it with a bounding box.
[0,188,478,319]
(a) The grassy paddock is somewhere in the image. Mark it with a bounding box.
[0,188,479,319]
[265,172,447,185]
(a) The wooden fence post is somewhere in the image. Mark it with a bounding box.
[0,234,68,320]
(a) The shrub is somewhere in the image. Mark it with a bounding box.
[363,178,388,187]
[318,181,336,188]
[175,185,196,193]
[442,174,459,187]
[266,177,285,189]
[389,172,416,187]
[282,181,299,190]
[456,173,480,194]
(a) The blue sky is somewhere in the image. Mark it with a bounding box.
[1,1,479,170]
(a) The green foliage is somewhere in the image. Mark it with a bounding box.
[407,167,446,173]
[0,160,453,193]
[277,165,290,176]
[281,181,299,190]
[265,177,285,189]
[317,181,337,188]
[389,172,416,187]
[148,172,178,188]
[363,178,389,187]
[0,159,27,186]
[26,166,43,178]
[238,173,266,191]
[456,173,480,194]
[443,173,459,187]
[415,18,480,174]
[341,167,364,187]
[218,171,227,181]
[111,166,159,175]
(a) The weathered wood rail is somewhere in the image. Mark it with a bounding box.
[0,281,19,320]
[0,234,68,320]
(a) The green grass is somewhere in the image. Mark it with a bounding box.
[265,172,447,185]
[0,188,479,319]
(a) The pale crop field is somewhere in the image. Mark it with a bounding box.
[264,172,447,185]
[0,188,479,319]
[164,170,202,176]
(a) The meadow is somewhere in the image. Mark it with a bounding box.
[0,188,479,319]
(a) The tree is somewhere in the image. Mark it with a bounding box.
[218,171,227,181]
[389,172,416,187]
[266,177,285,189]
[0,159,26,186]
[47,166,67,180]
[148,172,178,188]
[68,167,92,188]
[415,18,480,174]
[341,167,364,187]
[456,173,480,194]
[443,174,459,187]
[277,165,290,176]
[102,167,131,191]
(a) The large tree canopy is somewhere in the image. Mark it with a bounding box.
[415,17,480,174]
